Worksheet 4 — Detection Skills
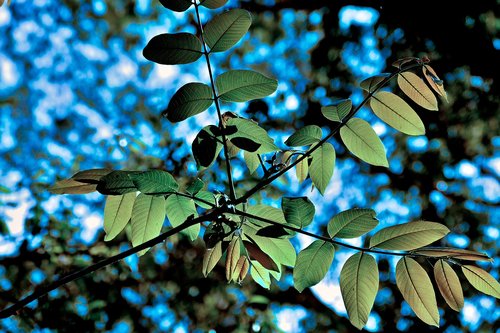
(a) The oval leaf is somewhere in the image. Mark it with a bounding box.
[398,72,438,111]
[434,260,464,311]
[423,65,447,101]
[216,70,278,102]
[159,0,192,12]
[71,169,112,184]
[340,118,388,167]
[162,83,213,122]
[328,208,378,239]
[244,151,260,174]
[396,257,440,326]
[204,9,252,52]
[293,240,335,292]
[143,33,202,65]
[165,194,199,241]
[285,125,322,147]
[250,260,271,289]
[462,265,500,298]
[226,238,241,281]
[296,157,309,183]
[321,99,352,122]
[412,247,492,262]
[104,192,136,241]
[130,194,167,256]
[309,143,335,195]
[340,253,379,330]
[282,197,315,229]
[226,118,278,153]
[200,0,228,9]
[370,91,426,135]
[370,221,449,251]
[192,125,223,168]
[202,241,222,277]
[360,73,390,92]
[131,170,179,194]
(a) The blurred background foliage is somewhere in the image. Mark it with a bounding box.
[0,0,498,332]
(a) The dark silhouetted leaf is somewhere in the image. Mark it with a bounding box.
[200,0,228,9]
[192,125,223,168]
[159,0,192,12]
[230,136,261,152]
[162,83,213,122]
[143,33,202,65]
[97,171,138,195]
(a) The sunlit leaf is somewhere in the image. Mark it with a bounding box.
[131,170,178,194]
[202,241,222,277]
[321,99,352,122]
[340,253,379,330]
[158,0,192,12]
[232,256,250,283]
[194,190,216,209]
[328,208,378,239]
[192,125,223,168]
[282,197,315,229]
[49,179,97,194]
[340,118,388,167]
[434,260,464,311]
[396,257,440,326]
[226,238,241,281]
[130,194,167,256]
[71,168,112,184]
[97,171,138,195]
[216,70,278,102]
[284,125,322,147]
[295,157,309,183]
[412,247,492,262]
[370,221,449,250]
[186,178,204,195]
[398,72,438,111]
[462,265,500,298]
[309,143,335,195]
[166,194,199,241]
[423,65,447,101]
[250,260,271,289]
[244,151,260,174]
[104,192,136,241]
[245,204,287,226]
[162,83,213,122]
[200,0,228,9]
[242,233,296,267]
[204,9,252,52]
[360,73,390,92]
[226,118,278,153]
[370,91,425,135]
[143,33,202,65]
[293,240,334,292]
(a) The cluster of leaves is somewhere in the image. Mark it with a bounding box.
[3,0,499,330]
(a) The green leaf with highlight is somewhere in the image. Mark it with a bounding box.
[216,70,278,102]
[166,194,199,241]
[309,143,335,195]
[285,125,322,147]
[321,99,352,122]
[434,260,464,311]
[328,208,378,239]
[226,118,278,153]
[204,9,252,52]
[162,83,213,122]
[250,260,271,289]
[398,72,438,111]
[462,265,500,298]
[131,170,178,194]
[130,194,167,256]
[293,240,334,292]
[104,192,136,241]
[282,197,315,229]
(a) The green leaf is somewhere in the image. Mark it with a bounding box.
[340,253,379,330]
[186,178,204,195]
[104,193,136,241]
[370,91,426,136]
[309,143,335,195]
[162,83,213,122]
[166,194,199,241]
[244,151,260,174]
[243,233,296,267]
[321,99,352,122]
[462,265,500,298]
[131,170,178,194]
[246,204,287,225]
[285,125,323,147]
[202,241,222,277]
[71,169,112,184]
[200,0,228,9]
[192,125,223,168]
[434,260,464,311]
[49,179,97,194]
[226,238,241,281]
[396,257,440,326]
[250,260,271,289]
[295,157,309,183]
[340,118,388,167]
[204,9,252,52]
[369,221,450,251]
[282,197,315,229]
[158,0,192,12]
[97,171,138,195]
[360,73,390,92]
[143,33,202,65]
[194,190,216,209]
[216,70,278,102]
[226,118,278,153]
[328,208,378,239]
[244,240,279,272]
[411,247,492,262]
[130,194,166,256]
[293,240,335,292]
[398,72,439,111]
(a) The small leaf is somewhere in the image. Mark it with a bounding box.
[282,197,315,229]
[97,171,137,195]
[194,190,216,209]
[71,169,112,184]
[166,194,199,241]
[293,240,334,292]
[130,194,167,256]
[370,221,449,251]
[396,257,440,326]
[340,118,388,167]
[131,170,179,194]
[250,260,271,289]
[370,91,426,135]
[462,265,500,298]
[398,72,438,111]
[192,125,223,168]
[104,192,136,241]
[158,0,192,12]
[392,57,419,68]
[423,65,447,101]
[360,73,390,92]
[200,0,228,9]
[309,142,335,195]
[186,178,204,195]
[340,253,379,330]
[226,118,278,153]
[244,241,279,272]
[232,256,250,283]
[434,260,464,311]
[321,99,352,122]
[143,33,202,65]
[202,241,222,277]
[295,157,309,183]
[328,208,378,239]
[216,70,278,102]
[412,247,492,262]
[244,151,260,174]
[285,125,323,147]
[162,83,213,122]
[226,238,241,281]
[49,179,97,194]
[204,9,252,52]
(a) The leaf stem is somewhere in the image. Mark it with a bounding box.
[194,2,237,202]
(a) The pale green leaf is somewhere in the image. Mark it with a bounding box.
[412,247,492,262]
[131,170,178,194]
[216,70,278,102]
[202,241,222,277]
[321,99,352,122]
[328,208,378,239]
[434,260,464,311]
[370,221,449,250]
[204,9,252,52]
[226,238,241,281]
[232,256,250,283]
[162,83,213,122]
[309,143,335,195]
[166,194,199,241]
[340,118,388,167]
[200,0,228,9]
[396,257,440,326]
[293,240,335,292]
[398,72,438,111]
[186,178,204,195]
[226,118,278,153]
[282,197,315,229]
[130,194,167,256]
[462,265,500,298]
[285,125,322,147]
[143,33,202,65]
[242,233,296,267]
[360,73,390,92]
[104,192,136,241]
[194,190,216,209]
[49,179,97,195]
[245,204,287,226]
[296,157,309,183]
[244,151,260,174]
[340,253,379,330]
[159,0,192,12]
[250,260,271,289]
[370,91,425,135]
